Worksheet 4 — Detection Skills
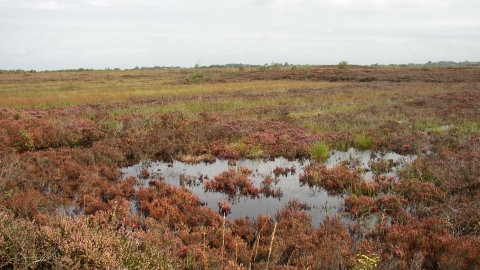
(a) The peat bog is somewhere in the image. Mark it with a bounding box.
[123,149,415,226]
[1,66,480,269]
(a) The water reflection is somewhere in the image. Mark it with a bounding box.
[122,148,415,226]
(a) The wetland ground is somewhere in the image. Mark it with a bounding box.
[0,65,479,269]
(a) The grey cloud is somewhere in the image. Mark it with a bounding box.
[0,0,479,70]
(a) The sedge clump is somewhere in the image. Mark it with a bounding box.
[310,141,330,160]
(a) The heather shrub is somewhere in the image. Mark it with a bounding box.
[137,183,221,229]
[2,67,480,269]
[272,200,316,265]
[374,194,406,217]
[4,189,55,218]
[299,163,359,195]
[438,235,480,269]
[0,209,179,269]
[204,167,261,199]
[394,179,445,207]
[0,209,56,269]
[0,117,105,153]
[345,195,378,217]
[49,212,178,269]
[379,217,452,269]
[309,215,354,269]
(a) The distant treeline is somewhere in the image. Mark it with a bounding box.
[0,69,37,74]
[372,61,480,67]
[137,66,183,70]
[141,63,291,69]
[2,61,479,74]
[0,68,97,74]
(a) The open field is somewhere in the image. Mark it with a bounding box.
[1,66,480,269]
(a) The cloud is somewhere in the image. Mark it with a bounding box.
[0,0,156,9]
[0,0,478,70]
[13,49,28,55]
[0,0,69,9]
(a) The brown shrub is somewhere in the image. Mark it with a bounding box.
[345,195,378,217]
[299,163,359,195]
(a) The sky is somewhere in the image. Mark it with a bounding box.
[1,0,479,71]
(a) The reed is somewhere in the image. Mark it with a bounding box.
[266,222,278,269]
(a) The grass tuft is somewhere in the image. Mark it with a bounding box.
[310,141,330,160]
[354,133,374,150]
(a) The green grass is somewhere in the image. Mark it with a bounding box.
[301,121,332,133]
[459,120,480,135]
[248,146,265,159]
[0,71,331,109]
[310,141,330,160]
[354,133,374,150]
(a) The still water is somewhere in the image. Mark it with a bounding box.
[122,148,415,225]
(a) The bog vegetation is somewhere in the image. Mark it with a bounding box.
[1,65,480,269]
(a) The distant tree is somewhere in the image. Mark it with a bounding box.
[258,65,270,72]
[239,64,245,72]
[338,61,348,69]
[271,63,282,70]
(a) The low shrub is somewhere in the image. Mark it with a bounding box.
[339,61,349,69]
[0,209,179,269]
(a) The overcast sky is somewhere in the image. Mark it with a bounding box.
[1,0,479,70]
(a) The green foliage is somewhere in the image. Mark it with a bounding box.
[354,253,379,270]
[248,146,265,158]
[4,189,13,197]
[310,141,330,160]
[187,70,218,83]
[303,68,311,80]
[332,141,351,151]
[271,63,283,70]
[339,61,349,69]
[258,65,270,72]
[239,64,245,72]
[354,133,373,150]
[422,64,437,72]
[103,119,124,137]
[0,69,36,74]
[15,129,35,152]
[187,71,204,83]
